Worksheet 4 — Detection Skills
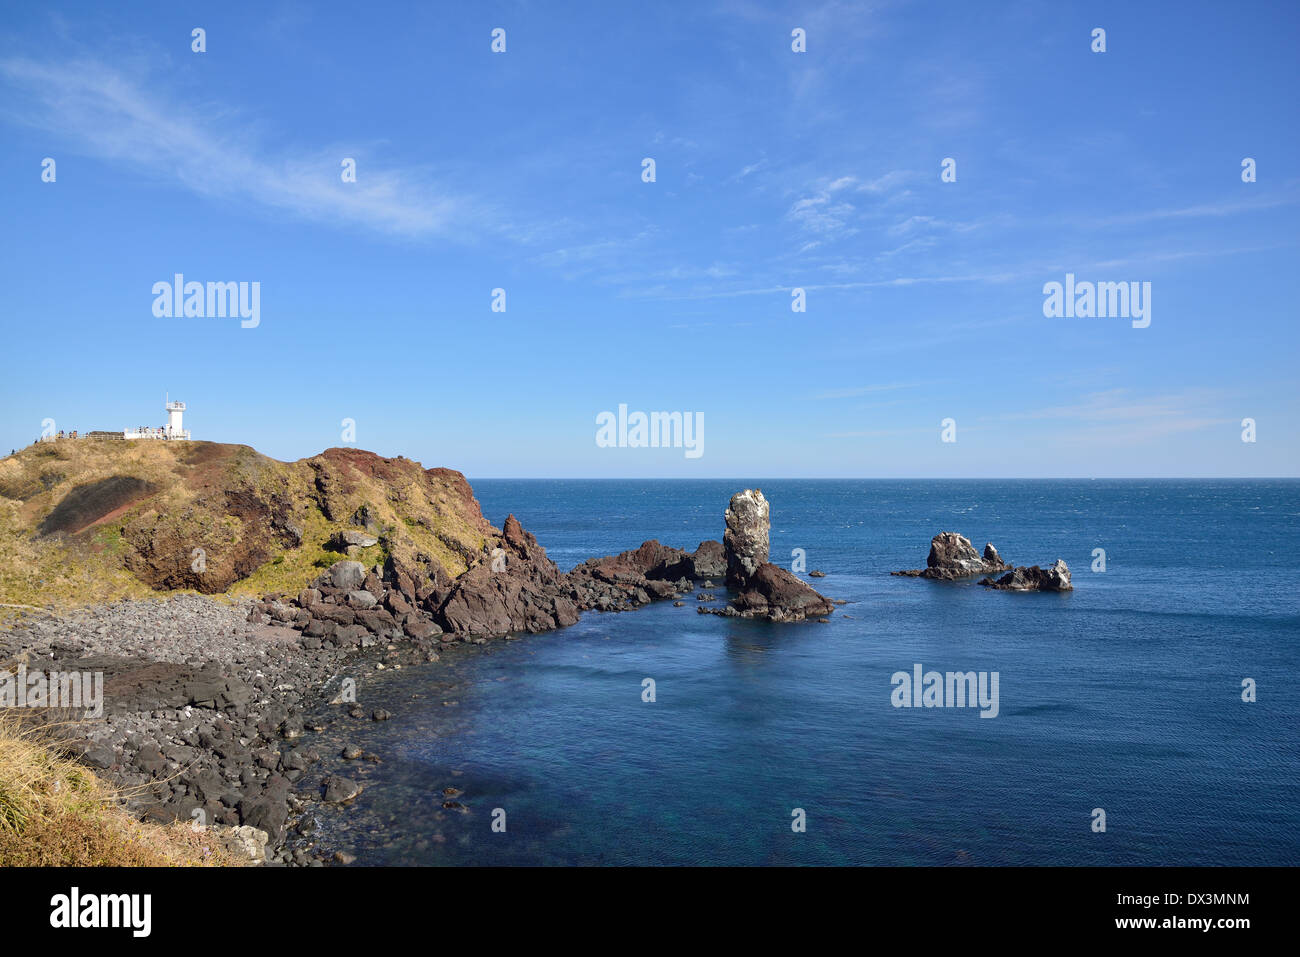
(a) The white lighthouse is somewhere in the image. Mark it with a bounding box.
[165,400,188,439]
[123,397,191,441]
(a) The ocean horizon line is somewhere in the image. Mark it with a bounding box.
[466,475,1300,481]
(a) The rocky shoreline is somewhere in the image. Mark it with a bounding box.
[0,488,834,865]
[0,491,1083,866]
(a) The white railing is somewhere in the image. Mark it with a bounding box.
[124,427,190,440]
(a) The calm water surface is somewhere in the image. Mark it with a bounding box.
[309,480,1299,866]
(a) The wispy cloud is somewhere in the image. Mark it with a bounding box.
[625,271,1022,301]
[807,382,924,400]
[993,389,1232,444]
[0,56,480,239]
[531,229,658,276]
[783,171,915,242]
[851,170,914,195]
[729,159,768,182]
[1095,195,1299,228]
[822,427,922,439]
[787,187,859,239]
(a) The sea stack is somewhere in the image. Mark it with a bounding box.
[892,532,1011,580]
[724,488,770,586]
[714,488,834,622]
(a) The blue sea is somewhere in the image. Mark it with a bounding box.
[312,480,1300,866]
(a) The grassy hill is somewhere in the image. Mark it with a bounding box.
[0,439,498,609]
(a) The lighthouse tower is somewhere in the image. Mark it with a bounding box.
[164,399,190,440]
[122,397,192,440]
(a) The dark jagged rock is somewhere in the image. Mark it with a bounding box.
[724,489,770,585]
[238,797,289,839]
[691,540,726,579]
[273,518,574,642]
[980,560,1073,592]
[564,539,704,618]
[438,514,577,636]
[570,539,724,587]
[573,540,689,583]
[892,532,1011,580]
[729,563,836,621]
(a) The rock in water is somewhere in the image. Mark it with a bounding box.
[892,532,1011,580]
[926,532,991,577]
[724,489,770,586]
[715,489,834,621]
[321,775,363,804]
[981,559,1073,592]
[731,563,836,621]
[1050,558,1072,589]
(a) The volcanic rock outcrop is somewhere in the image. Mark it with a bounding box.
[255,530,736,643]
[730,562,835,622]
[708,488,834,622]
[892,532,1011,580]
[437,514,579,636]
[260,486,836,636]
[724,488,770,585]
[690,539,727,579]
[980,559,1073,592]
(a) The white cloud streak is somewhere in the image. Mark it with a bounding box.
[0,56,477,239]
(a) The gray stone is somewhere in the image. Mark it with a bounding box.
[321,775,362,804]
[328,530,378,552]
[346,589,378,610]
[329,560,367,591]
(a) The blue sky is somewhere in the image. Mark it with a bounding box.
[1,0,1297,477]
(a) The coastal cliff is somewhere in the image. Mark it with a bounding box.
[0,439,499,606]
[0,443,837,865]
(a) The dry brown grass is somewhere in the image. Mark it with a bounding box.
[0,712,236,866]
[0,437,491,609]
